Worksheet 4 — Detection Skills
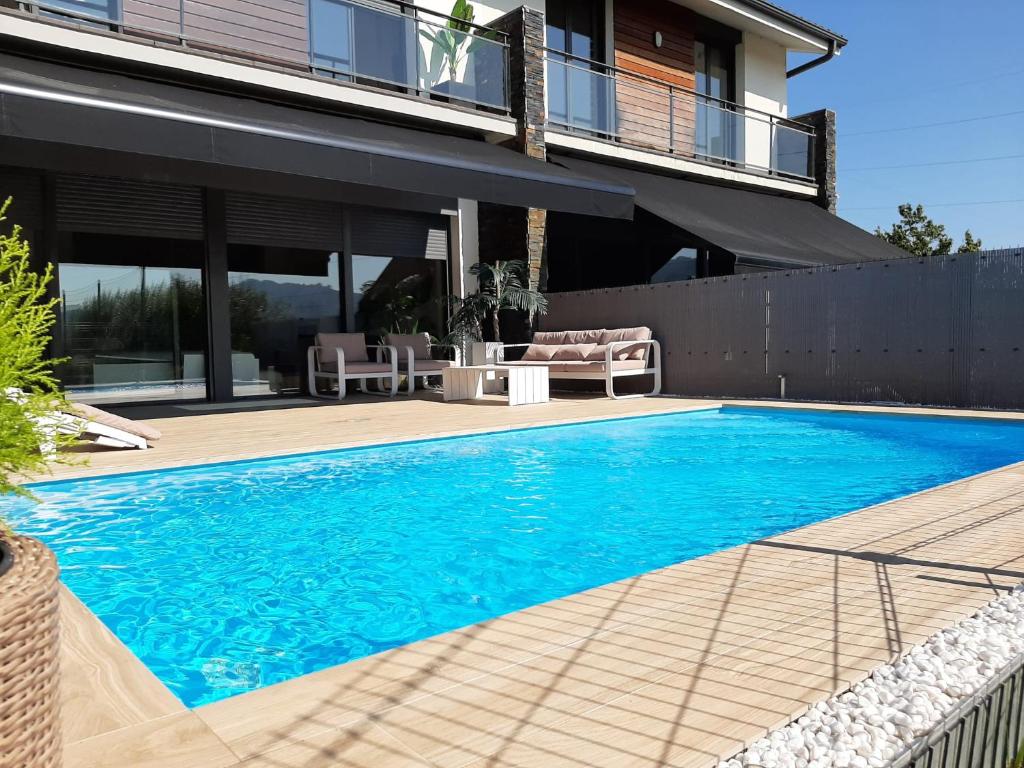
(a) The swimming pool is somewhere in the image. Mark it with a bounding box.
[6,406,1024,707]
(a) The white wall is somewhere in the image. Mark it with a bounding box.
[415,0,543,26]
[451,199,479,298]
[735,31,788,171]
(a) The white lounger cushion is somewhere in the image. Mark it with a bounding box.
[70,402,162,442]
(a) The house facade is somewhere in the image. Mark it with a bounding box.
[0,0,900,406]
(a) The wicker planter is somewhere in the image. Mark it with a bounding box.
[0,535,62,768]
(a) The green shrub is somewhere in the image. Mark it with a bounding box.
[0,198,79,527]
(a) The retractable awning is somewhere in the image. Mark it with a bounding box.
[553,155,906,266]
[0,55,634,219]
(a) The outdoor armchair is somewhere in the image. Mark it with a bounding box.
[384,333,462,395]
[307,333,399,400]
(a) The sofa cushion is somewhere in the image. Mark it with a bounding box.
[599,327,652,360]
[521,343,559,361]
[531,331,568,345]
[550,343,597,362]
[316,332,368,363]
[551,360,648,373]
[563,329,605,344]
[386,332,431,360]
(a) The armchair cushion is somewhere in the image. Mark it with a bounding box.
[386,333,431,360]
[316,332,368,363]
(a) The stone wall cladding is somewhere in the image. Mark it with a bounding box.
[479,6,548,293]
[793,108,838,214]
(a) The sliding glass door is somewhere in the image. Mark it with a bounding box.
[57,233,207,404]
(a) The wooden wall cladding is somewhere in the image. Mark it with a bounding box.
[613,0,697,153]
[122,0,310,66]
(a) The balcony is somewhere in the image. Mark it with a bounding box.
[544,50,815,181]
[14,0,510,113]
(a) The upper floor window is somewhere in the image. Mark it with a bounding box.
[694,22,740,164]
[545,0,605,61]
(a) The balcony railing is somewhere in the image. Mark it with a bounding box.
[544,49,815,181]
[16,0,510,113]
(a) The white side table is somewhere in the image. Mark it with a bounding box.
[442,365,549,406]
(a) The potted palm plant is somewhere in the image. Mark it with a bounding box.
[419,0,497,105]
[445,259,548,366]
[0,198,78,768]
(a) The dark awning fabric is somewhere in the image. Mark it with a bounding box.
[0,55,634,219]
[553,155,907,266]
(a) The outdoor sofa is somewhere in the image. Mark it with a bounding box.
[495,327,661,399]
[307,333,399,400]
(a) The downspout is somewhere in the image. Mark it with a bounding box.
[786,39,838,79]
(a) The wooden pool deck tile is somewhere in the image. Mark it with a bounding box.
[46,396,1024,768]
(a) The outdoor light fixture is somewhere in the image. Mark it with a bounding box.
[653,30,663,48]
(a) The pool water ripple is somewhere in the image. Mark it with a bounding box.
[4,407,1024,706]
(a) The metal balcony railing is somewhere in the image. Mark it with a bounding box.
[15,0,510,112]
[544,48,815,181]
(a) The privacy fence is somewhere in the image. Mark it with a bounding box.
[540,250,1024,409]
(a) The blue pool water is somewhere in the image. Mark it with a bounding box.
[6,406,1024,707]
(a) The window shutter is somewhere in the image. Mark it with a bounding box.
[56,174,204,239]
[349,207,449,260]
[0,168,44,229]
[225,191,343,251]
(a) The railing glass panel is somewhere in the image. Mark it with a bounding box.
[544,50,814,180]
[310,0,508,110]
[24,0,508,112]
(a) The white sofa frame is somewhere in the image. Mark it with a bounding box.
[496,339,662,399]
[307,344,399,400]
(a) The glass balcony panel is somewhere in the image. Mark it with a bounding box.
[545,51,811,178]
[545,58,615,135]
[696,98,744,166]
[40,0,118,23]
[773,123,814,178]
[309,0,507,109]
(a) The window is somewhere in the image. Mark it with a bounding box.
[57,233,207,404]
[351,254,447,339]
[310,0,414,90]
[228,246,342,397]
[694,31,740,164]
[545,0,612,133]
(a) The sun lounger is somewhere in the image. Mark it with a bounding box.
[5,388,161,452]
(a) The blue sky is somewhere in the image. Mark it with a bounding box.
[782,0,1023,248]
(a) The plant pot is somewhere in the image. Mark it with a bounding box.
[0,535,63,768]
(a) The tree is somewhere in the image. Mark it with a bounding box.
[0,199,79,520]
[958,230,983,253]
[445,260,548,347]
[874,203,982,257]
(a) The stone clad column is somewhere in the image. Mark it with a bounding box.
[478,6,549,296]
[791,108,838,214]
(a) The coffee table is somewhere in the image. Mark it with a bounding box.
[442,365,549,406]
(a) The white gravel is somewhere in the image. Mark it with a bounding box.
[718,584,1024,768]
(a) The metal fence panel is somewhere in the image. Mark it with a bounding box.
[541,251,1024,410]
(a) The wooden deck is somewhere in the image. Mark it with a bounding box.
[45,393,1024,768]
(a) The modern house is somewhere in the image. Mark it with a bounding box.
[0,0,901,406]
